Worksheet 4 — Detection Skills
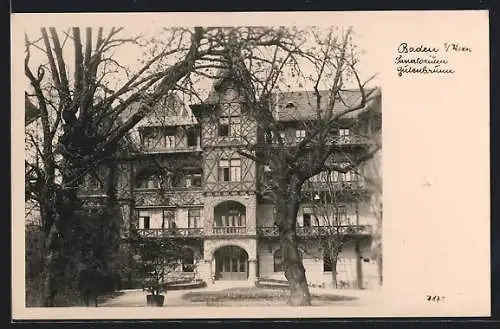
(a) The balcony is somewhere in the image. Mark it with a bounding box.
[135,228,204,238]
[332,135,370,146]
[134,188,204,207]
[211,226,248,235]
[303,180,365,191]
[261,134,370,148]
[141,144,202,154]
[257,225,372,237]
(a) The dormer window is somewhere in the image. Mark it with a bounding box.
[285,102,295,109]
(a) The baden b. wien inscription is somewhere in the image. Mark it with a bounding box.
[396,42,471,77]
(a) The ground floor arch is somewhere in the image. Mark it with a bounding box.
[214,245,249,280]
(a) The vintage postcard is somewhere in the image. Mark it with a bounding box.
[12,10,490,319]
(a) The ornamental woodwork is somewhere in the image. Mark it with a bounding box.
[134,189,203,207]
[256,225,373,237]
[201,103,257,147]
[203,148,256,193]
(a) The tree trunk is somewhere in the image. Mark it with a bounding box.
[276,174,312,306]
[330,251,339,289]
[39,185,65,306]
[41,155,85,306]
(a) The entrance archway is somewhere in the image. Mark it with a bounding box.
[214,246,249,280]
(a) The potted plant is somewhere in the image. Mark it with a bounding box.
[143,265,166,306]
[132,236,191,307]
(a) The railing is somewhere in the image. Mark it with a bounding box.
[136,228,204,238]
[263,135,370,147]
[134,189,203,207]
[333,135,369,145]
[303,180,365,191]
[142,144,202,154]
[212,226,247,235]
[257,225,372,237]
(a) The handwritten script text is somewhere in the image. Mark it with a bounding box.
[396,42,471,77]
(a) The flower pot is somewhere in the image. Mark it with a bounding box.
[146,294,165,306]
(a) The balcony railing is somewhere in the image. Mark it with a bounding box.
[142,144,202,154]
[333,135,369,146]
[262,135,370,147]
[303,180,365,192]
[136,228,204,238]
[257,225,372,237]
[212,226,248,235]
[134,188,203,207]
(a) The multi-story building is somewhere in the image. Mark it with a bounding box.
[82,76,382,290]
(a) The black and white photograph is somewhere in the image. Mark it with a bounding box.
[13,11,489,319]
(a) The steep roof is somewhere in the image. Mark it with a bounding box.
[191,86,381,122]
[273,87,380,122]
[122,93,198,128]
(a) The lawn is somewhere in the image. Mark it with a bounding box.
[182,287,358,306]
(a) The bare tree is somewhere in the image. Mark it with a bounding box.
[304,169,369,289]
[200,26,382,305]
[24,26,206,306]
[24,25,381,306]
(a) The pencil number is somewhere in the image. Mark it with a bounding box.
[426,295,445,302]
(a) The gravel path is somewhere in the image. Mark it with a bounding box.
[98,282,380,308]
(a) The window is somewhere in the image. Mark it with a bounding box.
[139,215,150,229]
[186,128,197,147]
[191,173,202,187]
[274,249,284,272]
[303,213,311,227]
[339,128,350,136]
[142,128,160,148]
[334,206,347,225]
[340,169,360,182]
[163,209,176,229]
[219,117,230,136]
[214,201,246,227]
[323,252,333,272]
[295,129,306,143]
[164,127,176,149]
[188,209,201,228]
[136,171,161,189]
[230,158,241,182]
[88,176,101,190]
[219,159,230,181]
[218,116,241,137]
[218,157,241,182]
[182,249,195,272]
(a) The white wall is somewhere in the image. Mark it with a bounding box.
[257,238,379,289]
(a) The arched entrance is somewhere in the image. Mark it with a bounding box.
[214,246,249,280]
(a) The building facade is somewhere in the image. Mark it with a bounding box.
[82,79,382,290]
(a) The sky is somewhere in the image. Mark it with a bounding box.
[23,23,380,103]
